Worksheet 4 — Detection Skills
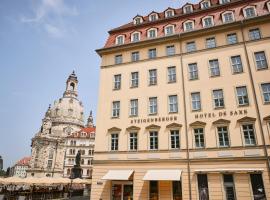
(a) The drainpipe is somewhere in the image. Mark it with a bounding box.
[179,33,192,200]
[240,20,270,180]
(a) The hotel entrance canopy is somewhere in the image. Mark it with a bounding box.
[102,170,134,180]
[143,170,182,181]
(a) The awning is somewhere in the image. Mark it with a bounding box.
[143,170,182,181]
[194,168,264,173]
[102,170,134,180]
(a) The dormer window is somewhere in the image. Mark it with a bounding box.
[133,16,143,25]
[131,32,140,42]
[222,11,235,23]
[202,16,214,28]
[165,9,174,18]
[267,2,270,12]
[149,13,158,21]
[183,5,193,14]
[148,28,157,38]
[164,25,175,35]
[115,35,125,45]
[183,20,195,32]
[243,6,257,18]
[201,0,211,9]
[219,0,230,4]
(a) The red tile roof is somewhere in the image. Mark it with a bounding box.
[16,157,31,166]
[103,0,269,48]
[67,126,96,138]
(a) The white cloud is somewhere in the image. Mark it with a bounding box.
[20,0,78,38]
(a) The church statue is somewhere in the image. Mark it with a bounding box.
[75,150,81,166]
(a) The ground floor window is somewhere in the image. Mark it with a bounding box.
[112,182,133,200]
[250,174,266,200]
[197,174,209,200]
[173,181,182,200]
[223,174,236,200]
[149,181,158,200]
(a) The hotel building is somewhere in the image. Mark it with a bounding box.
[92,0,270,199]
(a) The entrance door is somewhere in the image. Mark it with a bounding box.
[112,182,133,200]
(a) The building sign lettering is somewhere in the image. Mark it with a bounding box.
[131,116,177,124]
[195,109,248,119]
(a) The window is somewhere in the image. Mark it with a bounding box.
[165,25,174,35]
[149,181,159,200]
[116,35,124,45]
[194,128,204,148]
[131,51,140,62]
[188,63,198,80]
[223,12,234,23]
[149,97,158,114]
[131,72,139,88]
[112,101,120,118]
[203,17,214,27]
[261,83,270,103]
[223,174,236,200]
[209,59,220,77]
[170,130,180,149]
[201,1,210,9]
[250,174,266,200]
[129,132,138,151]
[166,45,175,56]
[184,21,194,31]
[183,5,193,14]
[242,124,256,145]
[149,69,157,85]
[236,86,249,105]
[111,133,119,151]
[255,51,268,70]
[148,28,157,38]
[130,99,138,116]
[165,10,174,18]
[206,37,216,48]
[231,55,243,73]
[191,92,201,111]
[114,55,122,64]
[168,66,176,83]
[133,17,142,25]
[169,95,178,113]
[219,0,230,4]
[148,48,157,59]
[227,33,238,44]
[47,149,54,169]
[186,41,196,52]
[213,89,224,108]
[244,7,256,18]
[173,181,182,200]
[149,14,158,21]
[249,28,261,40]
[197,174,209,200]
[113,74,121,90]
[217,126,229,147]
[268,2,270,12]
[149,131,158,150]
[131,32,140,42]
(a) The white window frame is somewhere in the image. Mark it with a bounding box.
[241,123,256,146]
[261,83,270,103]
[183,20,195,32]
[212,89,225,108]
[149,131,158,150]
[131,31,140,42]
[183,5,193,14]
[219,0,230,4]
[131,51,140,62]
[209,59,220,77]
[165,9,175,18]
[131,71,139,88]
[133,16,143,25]
[235,86,249,106]
[243,6,257,18]
[222,11,235,23]
[194,128,205,148]
[168,66,176,83]
[130,99,138,117]
[231,55,243,74]
[217,126,230,147]
[164,24,175,35]
[115,35,125,45]
[149,69,157,85]
[149,13,158,21]
[112,101,120,118]
[170,130,180,149]
[129,132,138,151]
[201,0,211,9]
[188,63,199,80]
[147,28,158,38]
[202,16,214,28]
[168,95,178,113]
[149,97,158,115]
[191,92,201,111]
[111,133,119,151]
[113,74,121,90]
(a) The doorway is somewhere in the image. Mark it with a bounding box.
[112,181,133,200]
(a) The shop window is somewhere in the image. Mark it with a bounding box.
[149,181,158,200]
[197,174,209,200]
[250,174,266,200]
[173,181,182,200]
[223,174,236,200]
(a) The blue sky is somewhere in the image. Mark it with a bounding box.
[0,0,196,169]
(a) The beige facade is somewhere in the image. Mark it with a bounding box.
[92,0,270,199]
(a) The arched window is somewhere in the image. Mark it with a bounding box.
[67,168,71,175]
[165,9,174,18]
[133,16,143,25]
[202,16,214,28]
[183,20,195,32]
[219,0,230,4]
[131,32,140,42]
[149,13,158,21]
[183,5,193,14]
[70,82,75,91]
[164,25,175,36]
[147,28,158,38]
[115,35,125,45]
[222,11,235,23]
[201,0,211,9]
[243,6,257,18]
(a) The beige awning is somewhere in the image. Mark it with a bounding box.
[143,170,182,181]
[102,170,134,180]
[194,168,264,173]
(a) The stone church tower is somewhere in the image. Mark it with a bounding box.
[27,71,85,178]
